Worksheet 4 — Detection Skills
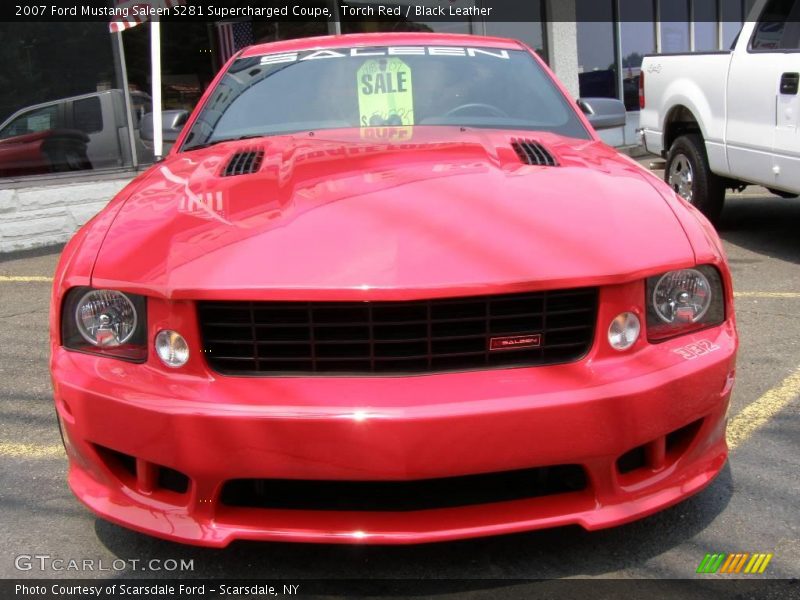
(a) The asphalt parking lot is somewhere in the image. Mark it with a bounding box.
[0,170,798,590]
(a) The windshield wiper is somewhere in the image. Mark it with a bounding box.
[182,134,266,152]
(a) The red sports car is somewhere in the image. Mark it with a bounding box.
[50,33,737,547]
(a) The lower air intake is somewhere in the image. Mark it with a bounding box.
[220,465,588,512]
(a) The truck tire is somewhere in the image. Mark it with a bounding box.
[665,134,725,224]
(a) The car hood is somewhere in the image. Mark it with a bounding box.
[92,127,694,300]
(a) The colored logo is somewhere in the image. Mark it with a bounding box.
[696,553,773,574]
[489,334,542,352]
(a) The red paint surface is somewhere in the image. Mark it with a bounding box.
[50,33,738,546]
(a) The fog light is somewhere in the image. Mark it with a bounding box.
[155,330,189,368]
[609,312,640,351]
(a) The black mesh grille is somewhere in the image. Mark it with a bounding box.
[511,138,558,166]
[222,149,264,176]
[220,465,589,511]
[198,289,597,376]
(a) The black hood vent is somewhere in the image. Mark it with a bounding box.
[222,149,264,176]
[511,139,558,167]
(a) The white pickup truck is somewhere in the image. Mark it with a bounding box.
[639,0,800,222]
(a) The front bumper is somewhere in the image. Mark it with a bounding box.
[53,305,736,546]
[639,127,664,157]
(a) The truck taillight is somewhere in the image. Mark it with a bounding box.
[639,72,645,109]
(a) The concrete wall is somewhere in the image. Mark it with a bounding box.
[0,177,131,254]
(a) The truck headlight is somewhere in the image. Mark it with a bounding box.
[61,288,147,361]
[646,266,725,342]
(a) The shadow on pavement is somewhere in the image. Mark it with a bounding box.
[719,195,800,265]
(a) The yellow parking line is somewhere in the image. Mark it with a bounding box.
[728,366,800,450]
[0,442,64,459]
[0,276,53,282]
[734,292,800,299]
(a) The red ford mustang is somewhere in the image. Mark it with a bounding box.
[50,33,737,546]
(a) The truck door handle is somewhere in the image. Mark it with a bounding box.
[780,72,799,95]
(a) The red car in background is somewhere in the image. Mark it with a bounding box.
[50,33,737,546]
[0,129,91,177]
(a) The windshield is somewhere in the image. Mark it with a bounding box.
[182,45,590,150]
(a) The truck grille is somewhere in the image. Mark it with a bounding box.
[197,288,597,376]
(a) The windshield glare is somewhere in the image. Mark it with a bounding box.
[182,46,590,150]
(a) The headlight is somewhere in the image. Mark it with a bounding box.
[61,287,147,361]
[75,290,137,346]
[646,265,725,342]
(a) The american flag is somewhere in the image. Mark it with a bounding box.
[216,21,254,64]
[109,0,185,33]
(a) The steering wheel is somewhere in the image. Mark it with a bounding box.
[444,103,509,118]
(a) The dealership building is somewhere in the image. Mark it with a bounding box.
[0,0,757,252]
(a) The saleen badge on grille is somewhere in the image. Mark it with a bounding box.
[489,334,543,352]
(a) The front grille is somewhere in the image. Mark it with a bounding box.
[198,289,597,376]
[220,465,588,512]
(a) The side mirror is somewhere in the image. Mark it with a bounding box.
[139,110,189,142]
[577,98,627,130]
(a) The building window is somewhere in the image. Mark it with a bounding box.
[577,0,619,99]
[120,21,218,165]
[721,0,746,48]
[483,2,547,63]
[661,0,691,53]
[0,22,130,180]
[693,0,720,50]
[619,0,655,111]
[483,21,548,62]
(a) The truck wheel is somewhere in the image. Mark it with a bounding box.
[665,134,725,223]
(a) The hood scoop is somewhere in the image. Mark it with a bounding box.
[511,138,558,167]
[221,148,265,177]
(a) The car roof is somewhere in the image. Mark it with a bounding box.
[239,32,526,58]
